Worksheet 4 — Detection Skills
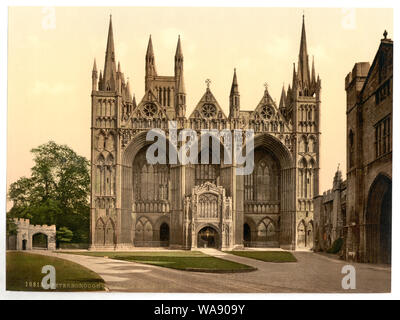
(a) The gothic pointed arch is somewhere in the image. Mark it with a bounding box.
[134,216,154,246]
[257,217,277,243]
[306,220,314,248]
[95,218,106,245]
[253,133,293,169]
[365,173,392,264]
[105,218,116,245]
[297,219,306,247]
[97,131,106,151]
[105,132,116,151]
[308,135,316,153]
[299,135,307,152]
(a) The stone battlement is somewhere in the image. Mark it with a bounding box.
[13,218,56,230]
[345,62,370,89]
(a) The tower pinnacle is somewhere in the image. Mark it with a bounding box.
[102,15,117,91]
[298,14,310,86]
[229,69,240,119]
[145,35,157,90]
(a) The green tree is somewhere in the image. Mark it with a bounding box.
[8,141,90,243]
[6,212,18,236]
[57,227,74,244]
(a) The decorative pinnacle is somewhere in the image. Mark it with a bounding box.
[264,82,269,91]
[383,30,388,39]
[205,78,211,89]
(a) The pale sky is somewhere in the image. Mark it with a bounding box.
[7,7,393,209]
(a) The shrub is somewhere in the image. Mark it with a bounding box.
[327,237,344,254]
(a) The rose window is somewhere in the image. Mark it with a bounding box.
[261,106,274,119]
[143,103,157,117]
[201,104,217,118]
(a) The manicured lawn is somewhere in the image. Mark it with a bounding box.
[61,251,256,273]
[226,251,297,263]
[6,252,105,291]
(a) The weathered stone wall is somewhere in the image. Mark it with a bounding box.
[10,218,56,251]
[344,35,392,263]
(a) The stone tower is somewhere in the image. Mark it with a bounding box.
[285,15,321,249]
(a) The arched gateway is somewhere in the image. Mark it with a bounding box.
[365,174,392,264]
[197,226,219,248]
[89,15,321,251]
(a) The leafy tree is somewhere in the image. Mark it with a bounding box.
[8,141,90,243]
[6,212,18,236]
[57,227,74,244]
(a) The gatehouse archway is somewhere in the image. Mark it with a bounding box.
[366,174,392,264]
[197,226,219,248]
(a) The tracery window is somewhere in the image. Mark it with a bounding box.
[261,105,274,120]
[201,104,217,118]
[133,148,169,201]
[143,103,157,117]
[257,218,277,241]
[244,149,279,202]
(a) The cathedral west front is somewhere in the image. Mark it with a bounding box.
[89,15,321,251]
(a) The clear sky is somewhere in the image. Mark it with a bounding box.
[7,7,393,209]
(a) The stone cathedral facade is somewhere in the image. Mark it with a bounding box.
[89,16,321,250]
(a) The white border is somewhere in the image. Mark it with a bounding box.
[0,0,398,300]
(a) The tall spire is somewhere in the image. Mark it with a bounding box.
[174,35,186,119]
[145,35,157,90]
[126,78,132,101]
[175,68,186,119]
[229,68,240,118]
[279,84,286,109]
[146,35,155,58]
[175,35,183,58]
[177,65,185,94]
[102,15,117,91]
[298,14,310,86]
[175,35,184,80]
[132,94,137,108]
[311,56,316,83]
[292,63,297,88]
[92,58,97,72]
[230,68,239,95]
[92,58,98,91]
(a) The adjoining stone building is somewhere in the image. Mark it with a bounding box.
[90,16,321,250]
[6,218,56,251]
[313,169,346,253]
[314,32,392,264]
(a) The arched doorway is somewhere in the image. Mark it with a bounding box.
[159,222,170,246]
[366,174,392,264]
[22,239,27,250]
[32,233,48,249]
[297,221,306,248]
[197,226,219,248]
[243,223,251,244]
[306,221,314,249]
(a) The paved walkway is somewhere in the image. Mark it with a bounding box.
[31,249,391,293]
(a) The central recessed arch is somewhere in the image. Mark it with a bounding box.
[197,226,219,248]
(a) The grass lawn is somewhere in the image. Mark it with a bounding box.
[61,251,256,273]
[6,252,105,291]
[226,251,297,263]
